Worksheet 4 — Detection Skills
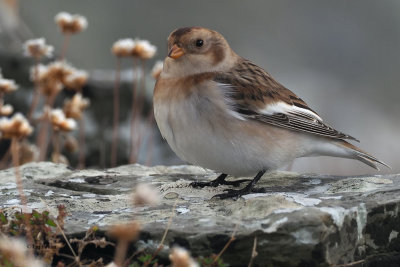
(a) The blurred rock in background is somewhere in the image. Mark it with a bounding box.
[0,0,398,175]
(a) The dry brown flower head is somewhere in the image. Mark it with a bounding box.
[169,247,199,267]
[0,103,13,116]
[55,12,88,34]
[63,70,88,91]
[112,38,136,57]
[132,39,157,60]
[50,109,77,132]
[0,113,33,139]
[63,93,90,119]
[23,38,54,59]
[132,183,160,207]
[0,76,18,94]
[34,61,74,96]
[108,221,140,242]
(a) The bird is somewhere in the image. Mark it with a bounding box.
[153,26,390,199]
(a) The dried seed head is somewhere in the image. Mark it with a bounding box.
[151,60,163,80]
[169,247,199,267]
[63,70,88,91]
[0,77,18,94]
[132,39,157,59]
[50,109,76,132]
[33,61,74,96]
[112,38,136,57]
[0,103,13,116]
[23,38,54,59]
[55,12,88,34]
[0,113,33,139]
[108,221,140,242]
[63,93,90,119]
[132,183,160,207]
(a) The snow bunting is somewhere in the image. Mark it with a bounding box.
[153,27,389,199]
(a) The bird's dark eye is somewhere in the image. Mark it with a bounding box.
[195,39,204,47]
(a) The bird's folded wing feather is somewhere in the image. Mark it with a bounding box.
[214,59,359,141]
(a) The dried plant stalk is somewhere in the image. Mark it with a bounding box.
[111,57,121,167]
[27,59,41,122]
[129,58,139,163]
[11,137,34,254]
[78,118,86,169]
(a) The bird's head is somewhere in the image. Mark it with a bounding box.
[162,27,237,77]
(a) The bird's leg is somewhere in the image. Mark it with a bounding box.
[214,170,267,199]
[190,173,251,188]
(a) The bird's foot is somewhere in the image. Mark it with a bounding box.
[190,178,251,188]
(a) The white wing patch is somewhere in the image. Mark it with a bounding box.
[260,101,323,122]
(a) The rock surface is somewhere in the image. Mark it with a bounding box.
[1,162,400,266]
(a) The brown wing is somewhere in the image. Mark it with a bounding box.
[214,58,359,141]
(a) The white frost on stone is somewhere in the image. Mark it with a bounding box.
[264,217,288,233]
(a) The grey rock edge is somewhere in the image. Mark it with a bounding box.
[1,162,400,266]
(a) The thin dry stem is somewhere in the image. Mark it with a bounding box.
[39,197,80,265]
[11,138,34,254]
[146,200,177,266]
[129,57,139,163]
[27,59,41,122]
[77,119,85,169]
[247,236,258,267]
[133,59,147,160]
[212,223,239,264]
[60,33,71,61]
[111,57,121,167]
[52,130,60,163]
[37,94,57,161]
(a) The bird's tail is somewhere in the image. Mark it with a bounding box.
[337,140,390,170]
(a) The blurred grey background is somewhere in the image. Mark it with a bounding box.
[2,0,400,175]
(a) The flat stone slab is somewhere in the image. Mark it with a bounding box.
[1,162,400,266]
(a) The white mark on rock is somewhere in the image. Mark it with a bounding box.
[88,214,106,225]
[69,178,85,183]
[320,196,342,200]
[176,206,190,214]
[284,193,321,206]
[45,190,54,196]
[0,182,17,190]
[303,179,321,185]
[273,208,302,214]
[319,207,347,227]
[5,199,20,205]
[264,217,288,233]
[292,229,317,244]
[389,230,399,243]
[82,193,96,198]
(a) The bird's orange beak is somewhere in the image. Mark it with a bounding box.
[168,44,184,59]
